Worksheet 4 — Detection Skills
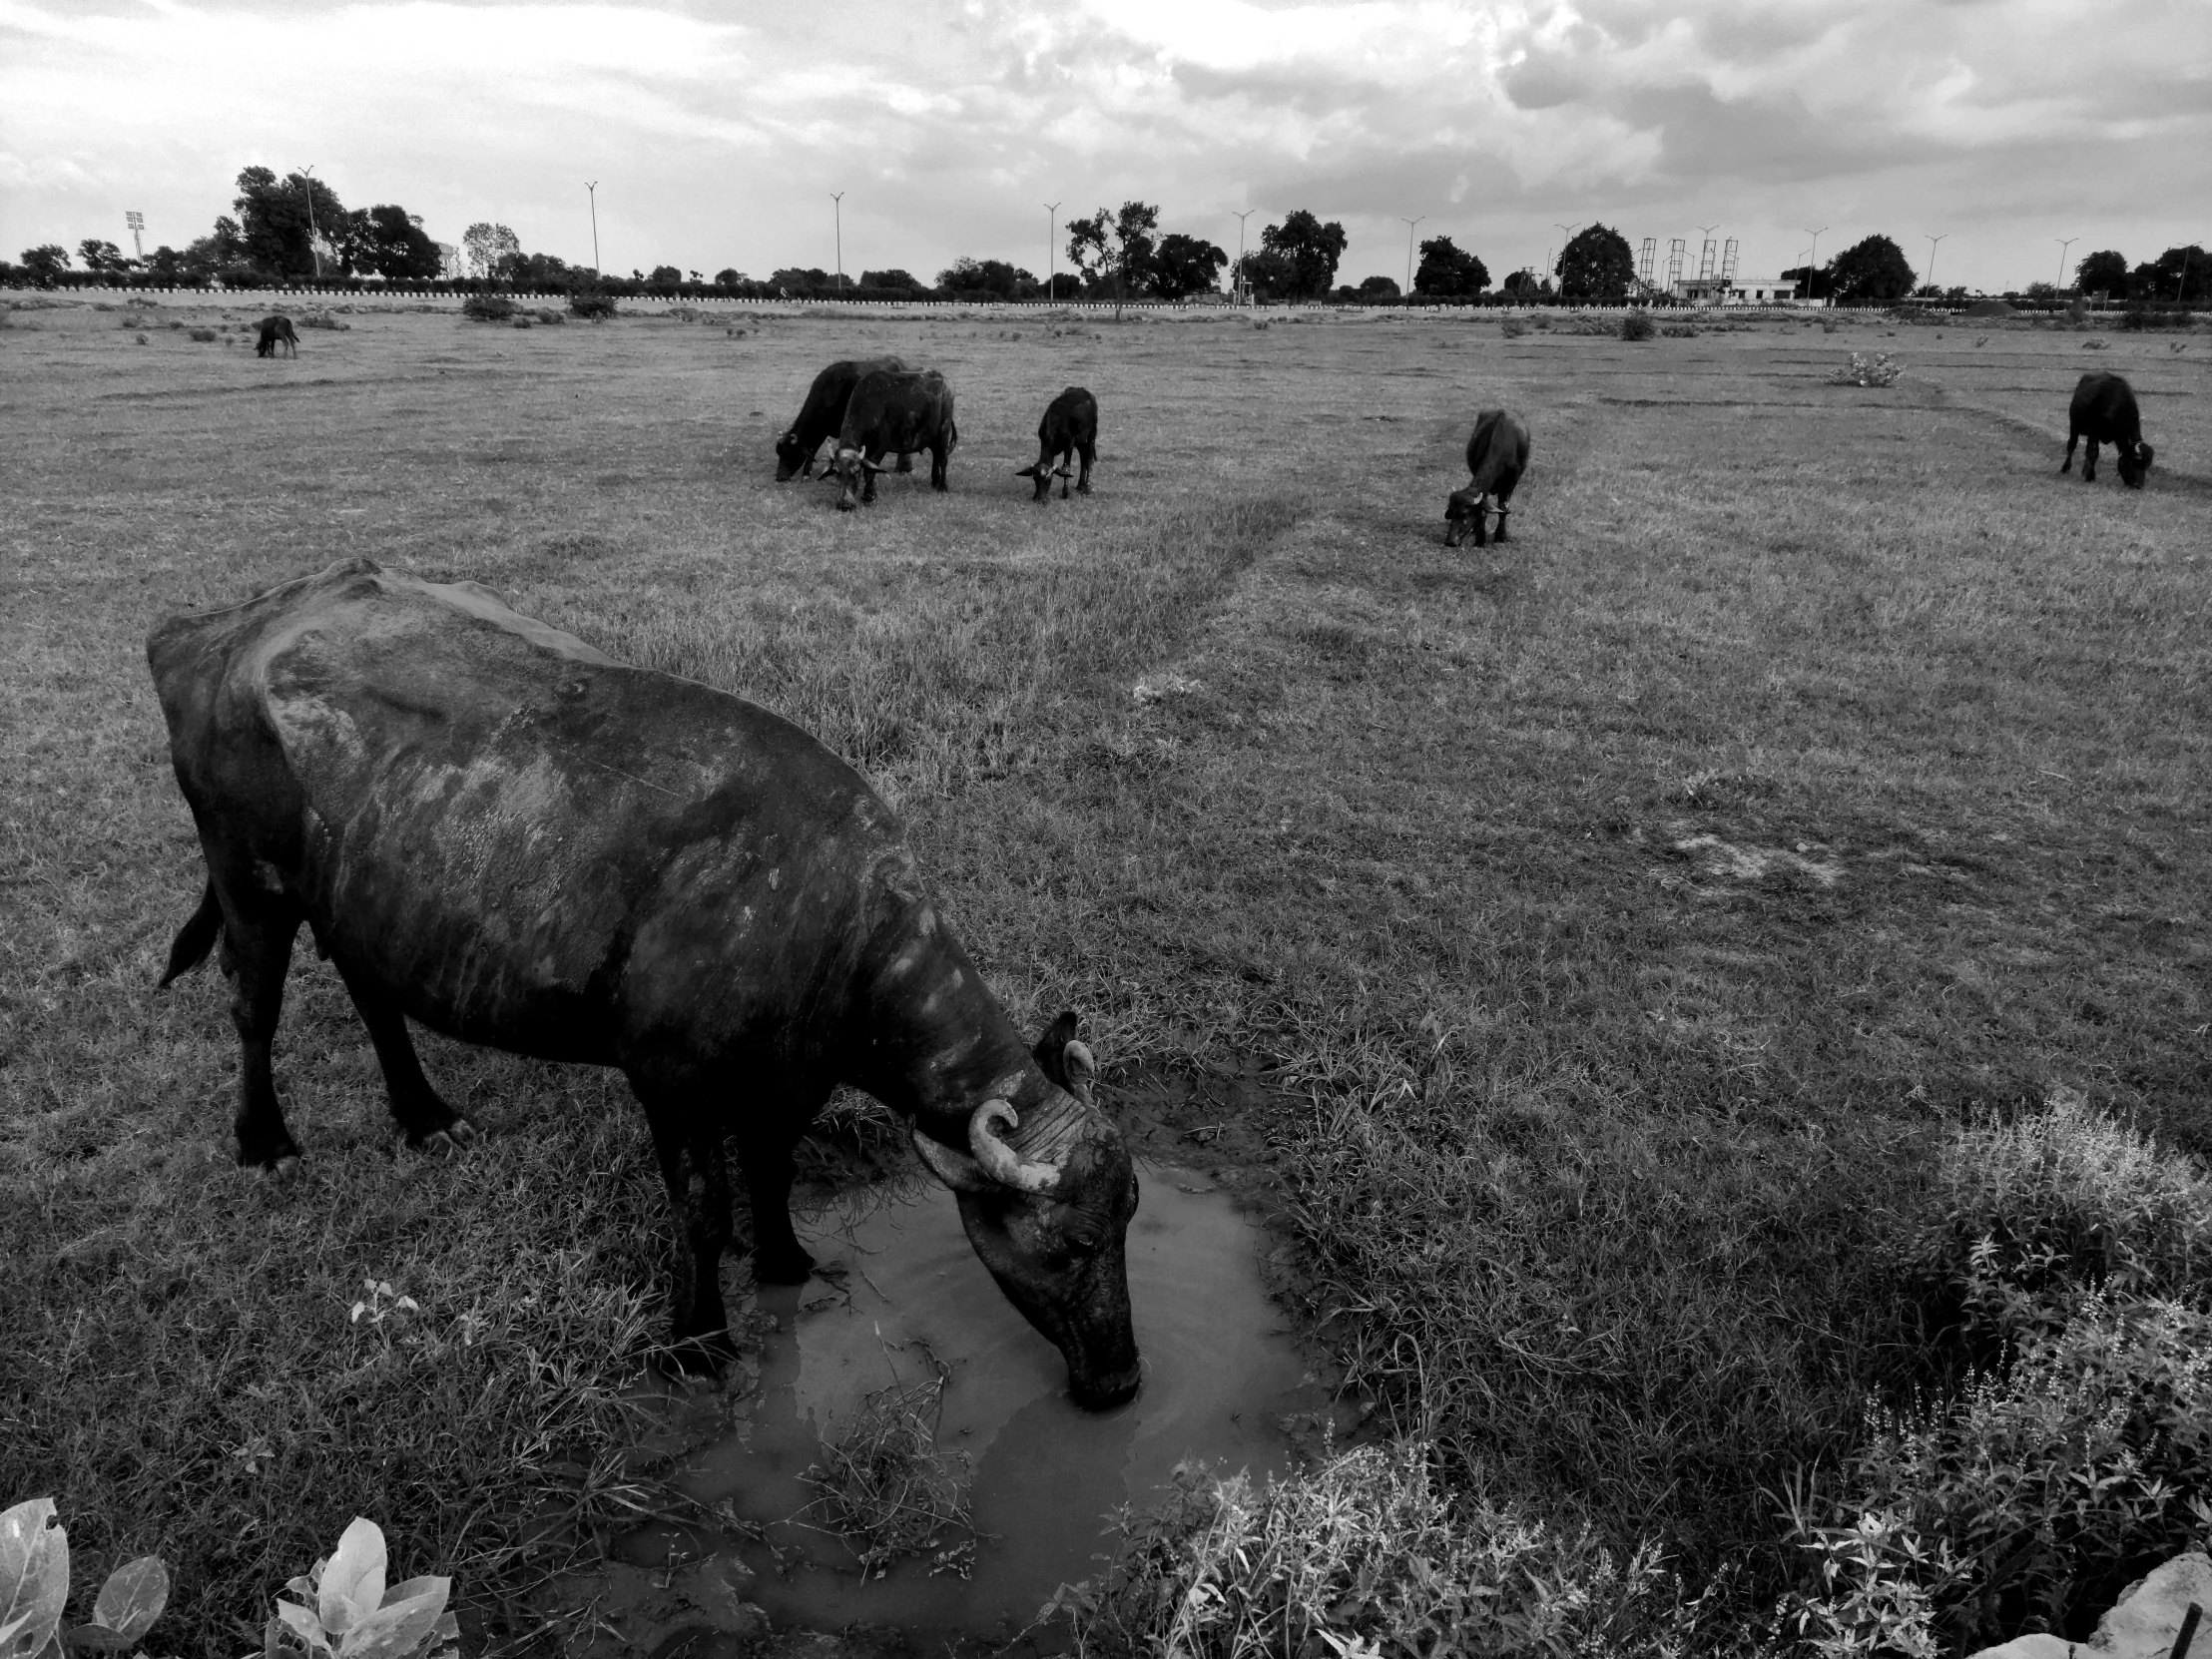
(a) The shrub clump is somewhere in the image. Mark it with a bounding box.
[460,292,518,322]
[297,311,350,331]
[569,288,618,321]
[1661,323,1699,338]
[1619,311,1657,341]
[1498,317,1527,338]
[1053,1441,1683,1658]
[1827,351,1903,386]
[188,326,218,342]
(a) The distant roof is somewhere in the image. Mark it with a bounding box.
[1963,298,2017,317]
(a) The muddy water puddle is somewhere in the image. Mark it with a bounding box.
[670,1165,1328,1646]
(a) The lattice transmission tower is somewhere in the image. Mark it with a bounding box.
[1698,238,1718,280]
[1636,238,1656,287]
[1666,239,1686,289]
[1721,239,1740,282]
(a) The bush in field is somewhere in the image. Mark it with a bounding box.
[1662,323,1699,338]
[459,292,517,322]
[1620,310,1656,341]
[1051,1441,1683,1658]
[569,288,618,320]
[1827,351,1902,386]
[1498,316,1526,338]
[1896,1091,2211,1360]
[1,1498,172,1656]
[189,326,219,342]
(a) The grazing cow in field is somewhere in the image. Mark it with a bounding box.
[1443,408,1530,547]
[776,356,913,480]
[148,558,1142,1405]
[1015,386,1099,501]
[827,367,957,510]
[256,315,299,358]
[2062,372,2154,488]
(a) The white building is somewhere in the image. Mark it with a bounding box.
[1673,274,1801,303]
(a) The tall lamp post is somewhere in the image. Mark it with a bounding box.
[1400,215,1424,298]
[1554,222,1581,292]
[301,164,321,280]
[1044,200,1061,300]
[830,193,845,290]
[1803,226,1828,301]
[1233,209,1256,304]
[586,181,601,275]
[2055,236,2077,291]
[1924,233,1946,294]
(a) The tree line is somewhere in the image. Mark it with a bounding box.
[7,167,2205,307]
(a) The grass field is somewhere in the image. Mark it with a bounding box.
[2,292,2207,1654]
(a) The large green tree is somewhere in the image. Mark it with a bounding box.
[341,205,442,279]
[1554,224,1634,302]
[1414,234,1489,298]
[1067,201,1160,312]
[937,257,1031,297]
[18,245,69,285]
[461,223,521,281]
[2134,245,2207,303]
[2074,250,2128,298]
[1231,249,1296,302]
[1150,233,1228,299]
[1259,210,1347,300]
[1828,235,1916,302]
[77,239,131,274]
[233,166,347,276]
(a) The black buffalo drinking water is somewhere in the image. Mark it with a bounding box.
[2062,371,2154,489]
[146,558,1141,1407]
[1444,408,1530,547]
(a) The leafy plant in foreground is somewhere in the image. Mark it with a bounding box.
[253,1517,457,1659]
[1826,352,1902,387]
[0,1497,170,1658]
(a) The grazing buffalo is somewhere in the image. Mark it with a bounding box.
[2062,372,2154,488]
[776,356,912,480]
[148,558,1141,1406]
[828,367,956,510]
[1015,386,1099,501]
[256,315,299,358]
[1443,408,1530,548]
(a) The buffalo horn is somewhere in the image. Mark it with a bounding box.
[1064,1040,1097,1099]
[1014,464,1037,477]
[909,1125,995,1193]
[858,456,887,475]
[969,1100,1064,1194]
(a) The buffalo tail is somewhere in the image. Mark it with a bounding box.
[159,880,223,987]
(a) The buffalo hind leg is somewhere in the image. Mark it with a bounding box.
[222,896,305,1170]
[641,1098,736,1369]
[2061,427,2079,474]
[1492,507,1511,543]
[2080,437,2100,482]
[930,439,950,493]
[1074,442,1094,495]
[333,960,477,1152]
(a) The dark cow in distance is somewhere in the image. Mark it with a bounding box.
[1015,386,1099,501]
[148,558,1141,1407]
[2062,372,2154,488]
[828,367,957,510]
[1443,408,1530,547]
[256,315,299,358]
[776,356,911,480]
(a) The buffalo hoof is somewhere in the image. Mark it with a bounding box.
[753,1242,815,1285]
[413,1118,478,1154]
[253,1153,304,1182]
[1076,481,1092,495]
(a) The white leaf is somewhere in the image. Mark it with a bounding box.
[316,1521,385,1637]
[91,1556,169,1640]
[276,1599,330,1657]
[334,1584,445,1659]
[0,1499,69,1659]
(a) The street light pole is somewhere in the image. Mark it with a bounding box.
[2055,237,2077,290]
[1803,227,1828,302]
[586,182,600,275]
[830,193,844,290]
[1554,222,1581,289]
[1400,216,1424,298]
[1233,209,1256,304]
[301,164,321,280]
[1925,233,1946,293]
[1045,200,1061,301]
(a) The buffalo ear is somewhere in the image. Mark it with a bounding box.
[2137,443,2154,469]
[1032,1010,1081,1087]
[1014,464,1037,477]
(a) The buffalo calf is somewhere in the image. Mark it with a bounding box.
[1015,386,1098,501]
[2062,372,2153,488]
[256,316,299,358]
[1443,409,1530,547]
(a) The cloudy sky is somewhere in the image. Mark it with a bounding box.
[3,0,2206,293]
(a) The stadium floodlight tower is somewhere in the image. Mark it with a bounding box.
[1666,238,1686,291]
[1401,216,1424,297]
[1696,225,1719,280]
[1925,233,1946,292]
[1636,237,1656,289]
[125,211,145,262]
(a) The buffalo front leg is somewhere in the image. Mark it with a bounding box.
[2060,428,2079,474]
[332,959,476,1152]
[2080,438,2099,482]
[641,1101,736,1369]
[930,439,950,492]
[220,896,304,1170]
[737,1130,815,1285]
[1074,443,1094,495]
[1492,507,1511,543]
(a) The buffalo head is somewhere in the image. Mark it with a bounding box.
[775,429,815,482]
[1014,461,1074,502]
[1443,485,1490,548]
[909,1017,1142,1409]
[829,444,887,511]
[2118,441,2154,489]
